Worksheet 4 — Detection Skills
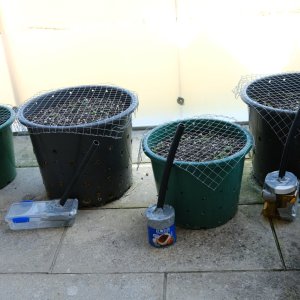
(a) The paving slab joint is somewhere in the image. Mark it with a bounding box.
[269,218,287,270]
[49,227,67,273]
[163,273,167,300]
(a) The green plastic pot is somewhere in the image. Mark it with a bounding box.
[143,119,253,229]
[0,105,16,188]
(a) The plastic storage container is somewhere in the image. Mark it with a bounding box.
[5,199,78,230]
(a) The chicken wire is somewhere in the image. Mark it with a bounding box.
[234,72,300,144]
[17,85,138,138]
[143,117,252,190]
[0,105,16,130]
[0,106,12,126]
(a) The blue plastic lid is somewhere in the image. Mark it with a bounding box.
[12,217,30,223]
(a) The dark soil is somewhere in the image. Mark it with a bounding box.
[153,131,246,162]
[247,74,300,111]
[252,92,300,111]
[26,96,129,126]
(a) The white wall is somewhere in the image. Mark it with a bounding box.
[176,0,300,121]
[1,0,300,126]
[0,37,15,105]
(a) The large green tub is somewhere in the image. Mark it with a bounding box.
[0,106,16,188]
[143,119,253,229]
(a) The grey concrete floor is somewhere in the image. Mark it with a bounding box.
[0,131,299,300]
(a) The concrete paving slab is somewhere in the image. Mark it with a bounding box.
[273,208,300,269]
[166,271,300,300]
[104,164,156,208]
[0,273,163,300]
[1,159,260,211]
[13,135,38,167]
[0,161,261,211]
[53,205,282,273]
[0,211,64,273]
[132,129,151,164]
[0,168,46,210]
[239,159,262,204]
[1,210,7,221]
[0,165,155,211]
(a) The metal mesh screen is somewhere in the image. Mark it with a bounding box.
[143,118,252,190]
[17,85,138,138]
[0,106,12,127]
[235,72,300,144]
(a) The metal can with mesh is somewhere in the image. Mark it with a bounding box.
[262,171,299,221]
[146,205,176,247]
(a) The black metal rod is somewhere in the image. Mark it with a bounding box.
[60,140,100,206]
[279,108,300,178]
[157,123,185,209]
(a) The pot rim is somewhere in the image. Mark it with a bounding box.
[143,118,253,167]
[17,85,138,131]
[241,72,299,115]
[0,105,15,130]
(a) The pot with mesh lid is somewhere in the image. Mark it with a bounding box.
[240,72,300,185]
[18,85,138,207]
[143,118,252,229]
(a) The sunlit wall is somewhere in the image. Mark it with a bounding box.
[1,0,300,126]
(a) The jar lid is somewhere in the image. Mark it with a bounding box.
[264,171,298,194]
[146,204,175,229]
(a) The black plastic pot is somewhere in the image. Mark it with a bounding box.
[18,85,138,207]
[241,73,300,185]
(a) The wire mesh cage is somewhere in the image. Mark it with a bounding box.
[0,105,16,188]
[0,108,10,126]
[143,118,252,191]
[235,72,300,184]
[15,85,138,207]
[17,85,138,138]
[0,105,14,128]
[236,72,300,144]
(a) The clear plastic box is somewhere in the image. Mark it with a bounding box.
[5,199,78,230]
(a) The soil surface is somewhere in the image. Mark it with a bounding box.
[153,131,246,162]
[248,75,300,111]
[26,96,130,126]
[252,93,300,111]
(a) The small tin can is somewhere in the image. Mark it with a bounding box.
[146,204,176,248]
[262,171,299,221]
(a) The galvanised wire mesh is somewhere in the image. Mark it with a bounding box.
[0,105,15,129]
[235,72,300,144]
[143,118,252,190]
[17,85,138,138]
[0,106,11,126]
